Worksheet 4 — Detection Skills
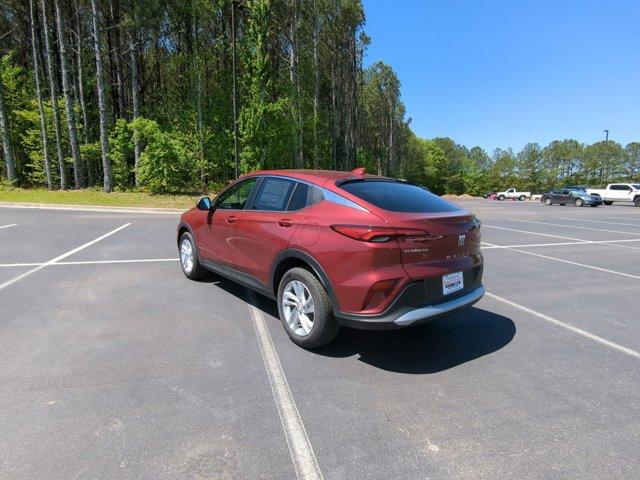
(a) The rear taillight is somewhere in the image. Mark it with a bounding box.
[330,225,429,243]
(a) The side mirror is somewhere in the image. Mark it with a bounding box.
[196,196,212,211]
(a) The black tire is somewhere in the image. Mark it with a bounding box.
[277,267,339,349]
[497,195,505,201]
[179,231,207,280]
[574,198,584,207]
[591,204,599,207]
[634,197,640,207]
[544,197,552,206]
[518,195,526,201]
[604,201,613,206]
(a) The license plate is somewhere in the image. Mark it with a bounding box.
[442,271,464,295]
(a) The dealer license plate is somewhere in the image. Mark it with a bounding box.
[442,271,464,295]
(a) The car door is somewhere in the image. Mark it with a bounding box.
[197,177,258,269]
[561,189,573,203]
[550,189,562,203]
[231,177,311,285]
[618,185,631,201]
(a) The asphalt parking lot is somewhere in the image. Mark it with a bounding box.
[1,200,639,479]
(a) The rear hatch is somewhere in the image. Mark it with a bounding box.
[391,211,481,280]
[336,179,482,282]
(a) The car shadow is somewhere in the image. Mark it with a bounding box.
[204,273,516,375]
[314,308,516,374]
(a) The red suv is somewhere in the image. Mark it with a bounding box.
[177,169,484,348]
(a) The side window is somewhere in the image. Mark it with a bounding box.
[610,185,627,191]
[253,177,296,211]
[216,178,258,210]
[287,182,310,211]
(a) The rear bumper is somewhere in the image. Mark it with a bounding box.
[336,265,484,330]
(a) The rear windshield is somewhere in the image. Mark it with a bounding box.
[339,181,461,213]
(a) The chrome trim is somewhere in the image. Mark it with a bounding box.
[393,286,485,326]
[320,187,369,212]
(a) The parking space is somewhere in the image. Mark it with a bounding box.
[1,202,639,479]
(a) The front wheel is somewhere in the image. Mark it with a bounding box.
[634,197,640,207]
[179,231,207,280]
[574,198,584,207]
[277,267,339,349]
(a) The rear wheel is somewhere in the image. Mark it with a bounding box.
[634,197,640,207]
[497,195,505,201]
[277,267,339,349]
[544,197,552,206]
[179,232,207,280]
[574,198,584,207]
[518,195,526,201]
[604,201,613,205]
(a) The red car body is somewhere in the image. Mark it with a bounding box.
[178,169,484,332]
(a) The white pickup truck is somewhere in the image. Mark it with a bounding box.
[586,183,640,206]
[496,188,531,201]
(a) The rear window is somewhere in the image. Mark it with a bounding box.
[339,181,461,213]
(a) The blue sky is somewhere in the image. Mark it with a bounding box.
[362,0,640,153]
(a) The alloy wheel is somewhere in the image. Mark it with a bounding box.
[180,238,194,273]
[282,280,315,337]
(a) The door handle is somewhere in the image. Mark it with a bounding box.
[278,219,294,228]
[226,216,237,224]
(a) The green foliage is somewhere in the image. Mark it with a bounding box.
[109,119,135,187]
[238,0,295,173]
[132,118,197,193]
[1,2,639,197]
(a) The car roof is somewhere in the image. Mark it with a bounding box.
[242,169,391,187]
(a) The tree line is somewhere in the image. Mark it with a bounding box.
[404,137,640,196]
[1,0,638,196]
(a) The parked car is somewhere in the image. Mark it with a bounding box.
[586,183,640,206]
[541,188,603,207]
[177,169,485,349]
[496,188,531,201]
[482,192,497,200]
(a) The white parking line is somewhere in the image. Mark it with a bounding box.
[481,238,640,250]
[560,217,640,228]
[0,258,178,268]
[483,224,640,251]
[0,223,18,229]
[483,224,589,242]
[486,292,640,360]
[0,223,131,291]
[508,219,640,236]
[247,291,323,480]
[484,244,640,279]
